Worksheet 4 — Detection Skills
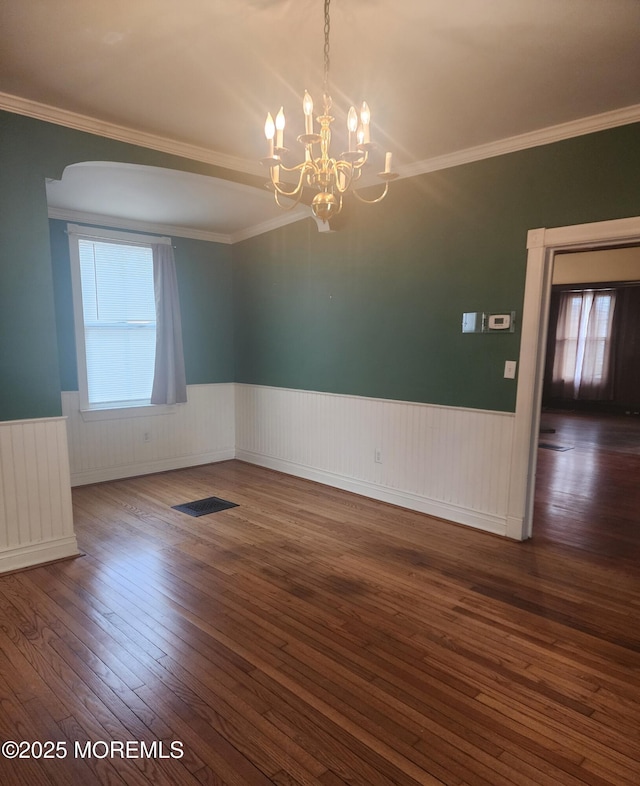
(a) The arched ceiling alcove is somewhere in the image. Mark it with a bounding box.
[46,161,308,241]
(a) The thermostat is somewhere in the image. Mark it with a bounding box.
[487,312,515,332]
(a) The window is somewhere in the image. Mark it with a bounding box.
[68,225,171,413]
[552,288,616,400]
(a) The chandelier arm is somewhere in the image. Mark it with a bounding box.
[351,151,369,170]
[333,161,368,194]
[274,187,305,210]
[337,158,366,174]
[333,161,355,193]
[335,153,367,193]
[351,182,390,205]
[275,160,313,175]
[272,162,315,197]
[272,179,304,197]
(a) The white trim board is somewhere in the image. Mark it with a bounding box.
[0,537,80,575]
[234,384,515,538]
[49,207,232,245]
[396,104,640,180]
[235,448,507,536]
[508,215,640,541]
[69,448,235,487]
[47,205,310,246]
[5,89,640,244]
[62,384,236,486]
[64,380,516,536]
[0,91,262,177]
[4,91,639,185]
[0,416,79,573]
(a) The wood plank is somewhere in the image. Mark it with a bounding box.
[0,457,638,784]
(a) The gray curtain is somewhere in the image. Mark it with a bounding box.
[150,243,187,405]
[578,289,616,400]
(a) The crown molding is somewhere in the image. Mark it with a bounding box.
[10,91,640,244]
[0,91,262,177]
[396,103,640,180]
[47,205,310,244]
[4,90,640,187]
[4,91,640,189]
[230,209,309,244]
[47,207,233,244]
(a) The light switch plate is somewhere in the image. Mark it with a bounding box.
[504,360,517,379]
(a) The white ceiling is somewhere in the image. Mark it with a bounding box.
[2,0,640,238]
[45,162,309,242]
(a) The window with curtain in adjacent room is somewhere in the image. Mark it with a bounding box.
[68,224,186,416]
[551,288,616,400]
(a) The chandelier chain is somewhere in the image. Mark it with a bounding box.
[323,0,331,102]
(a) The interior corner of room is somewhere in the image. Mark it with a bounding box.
[1,2,640,574]
[3,6,640,783]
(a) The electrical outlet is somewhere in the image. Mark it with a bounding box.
[375,447,382,464]
[143,431,151,442]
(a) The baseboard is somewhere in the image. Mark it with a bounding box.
[70,448,235,486]
[0,536,80,574]
[505,515,526,541]
[235,449,507,537]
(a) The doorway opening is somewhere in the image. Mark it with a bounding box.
[506,215,640,542]
[533,246,640,560]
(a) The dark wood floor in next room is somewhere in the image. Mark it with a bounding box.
[0,446,639,785]
[534,410,640,563]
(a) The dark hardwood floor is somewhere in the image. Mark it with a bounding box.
[534,410,640,563]
[1,455,639,785]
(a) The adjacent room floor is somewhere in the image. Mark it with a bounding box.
[534,409,640,564]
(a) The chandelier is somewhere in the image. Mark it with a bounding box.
[261,0,397,223]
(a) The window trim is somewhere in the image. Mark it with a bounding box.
[68,223,174,418]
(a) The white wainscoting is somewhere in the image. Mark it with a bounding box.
[0,416,79,573]
[61,381,517,537]
[235,384,515,536]
[63,383,235,486]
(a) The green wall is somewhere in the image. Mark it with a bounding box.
[172,236,235,385]
[0,110,248,421]
[49,220,234,391]
[0,115,62,420]
[233,123,640,412]
[1,109,639,422]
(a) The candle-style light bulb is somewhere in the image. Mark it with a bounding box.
[265,112,275,140]
[347,106,358,133]
[360,101,371,144]
[265,112,275,157]
[275,107,285,149]
[384,151,393,174]
[347,106,358,152]
[303,91,314,135]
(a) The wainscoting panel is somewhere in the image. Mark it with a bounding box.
[0,416,78,573]
[63,383,235,486]
[235,384,515,535]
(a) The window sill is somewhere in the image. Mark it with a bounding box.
[79,403,179,422]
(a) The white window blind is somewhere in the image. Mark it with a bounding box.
[78,237,155,406]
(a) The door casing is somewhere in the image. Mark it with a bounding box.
[506,215,640,540]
